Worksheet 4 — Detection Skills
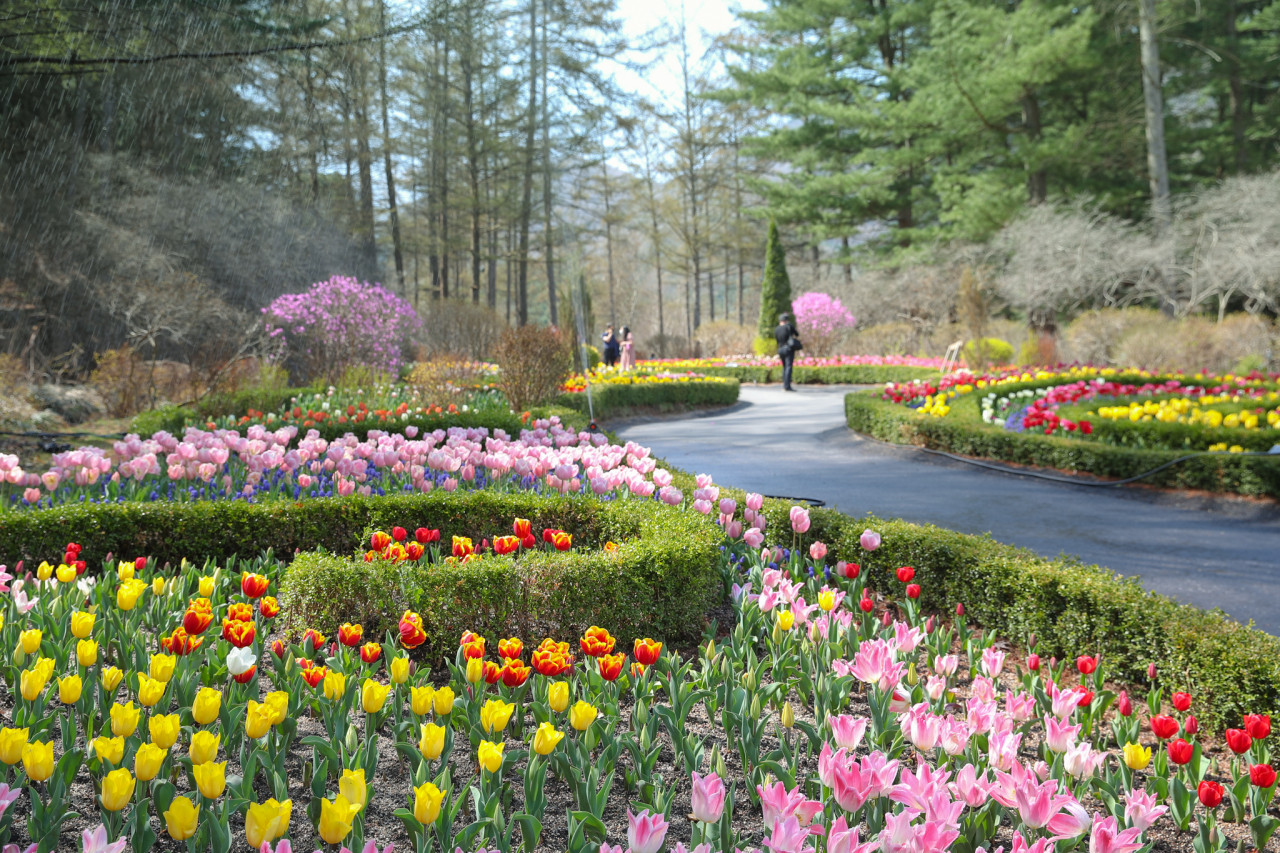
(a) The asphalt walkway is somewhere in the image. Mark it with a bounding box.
[613,384,1280,634]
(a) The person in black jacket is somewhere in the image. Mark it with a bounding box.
[774,313,801,391]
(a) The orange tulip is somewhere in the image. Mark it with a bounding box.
[598,653,625,682]
[579,626,615,657]
[633,638,662,666]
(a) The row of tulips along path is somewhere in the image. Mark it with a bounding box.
[0,509,1277,852]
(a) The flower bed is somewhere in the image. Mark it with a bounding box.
[855,366,1280,496]
[637,356,947,386]
[0,507,1274,851]
[0,418,656,513]
[556,369,739,419]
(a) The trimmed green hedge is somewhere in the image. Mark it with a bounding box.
[280,494,723,662]
[845,391,1280,498]
[757,501,1280,731]
[556,378,740,419]
[696,364,938,385]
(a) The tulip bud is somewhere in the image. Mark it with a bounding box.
[1185,715,1199,736]
[881,610,892,627]
[1027,654,1040,671]
[742,670,756,692]
[1148,663,1158,681]
[780,702,795,729]
[925,616,935,634]
[956,603,965,617]
[906,662,918,686]
[1117,690,1133,717]
[750,694,762,720]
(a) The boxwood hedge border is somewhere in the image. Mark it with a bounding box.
[555,378,740,420]
[694,364,939,385]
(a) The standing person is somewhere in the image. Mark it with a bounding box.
[619,326,635,370]
[601,325,620,368]
[775,312,802,391]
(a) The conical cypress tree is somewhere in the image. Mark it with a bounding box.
[757,219,794,341]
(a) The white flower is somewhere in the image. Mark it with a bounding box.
[226,646,258,676]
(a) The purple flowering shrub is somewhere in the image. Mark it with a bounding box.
[262,275,423,382]
[792,291,857,356]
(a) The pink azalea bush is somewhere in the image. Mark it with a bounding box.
[791,292,857,356]
[262,275,422,382]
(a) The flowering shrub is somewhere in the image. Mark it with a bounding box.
[791,291,857,356]
[0,513,1272,851]
[262,275,422,383]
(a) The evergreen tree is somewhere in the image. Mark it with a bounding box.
[757,219,792,341]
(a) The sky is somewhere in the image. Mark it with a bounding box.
[612,0,765,106]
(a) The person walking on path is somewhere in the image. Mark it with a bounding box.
[619,326,635,370]
[775,312,802,391]
[601,325,620,368]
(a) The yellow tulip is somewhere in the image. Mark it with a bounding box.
[480,698,515,734]
[36,562,52,581]
[1123,742,1152,771]
[100,768,136,811]
[110,702,140,737]
[192,687,222,725]
[118,561,135,581]
[569,700,597,732]
[548,681,569,713]
[149,713,181,750]
[781,701,796,729]
[149,653,177,683]
[532,721,565,755]
[19,628,41,655]
[433,686,455,715]
[818,590,836,612]
[419,723,445,760]
[134,742,166,782]
[137,674,166,708]
[323,670,347,701]
[70,611,95,639]
[92,735,124,765]
[163,795,199,840]
[58,675,83,704]
[0,727,30,765]
[56,564,77,584]
[192,760,227,798]
[21,740,54,782]
[465,657,484,684]
[390,655,410,684]
[245,701,273,740]
[318,794,360,844]
[361,679,389,714]
[77,639,99,667]
[478,740,505,774]
[20,668,48,702]
[101,666,123,692]
[413,781,444,825]
[339,767,368,811]
[199,575,215,598]
[245,798,292,847]
[264,691,289,726]
[152,577,166,596]
[777,610,794,631]
[189,730,220,765]
[33,657,54,683]
[411,685,434,715]
[116,579,146,610]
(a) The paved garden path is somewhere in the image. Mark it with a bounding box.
[614,384,1280,634]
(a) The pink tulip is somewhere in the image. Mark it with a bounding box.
[746,492,764,511]
[859,529,880,551]
[1089,816,1145,853]
[744,528,764,548]
[828,715,868,751]
[981,647,1006,678]
[826,815,878,853]
[809,541,827,561]
[718,498,736,516]
[1044,715,1081,753]
[690,772,726,823]
[789,506,811,534]
[1123,788,1168,834]
[21,488,39,504]
[762,817,814,853]
[626,808,669,853]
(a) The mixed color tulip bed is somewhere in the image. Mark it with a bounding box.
[0,484,1275,853]
[559,369,736,395]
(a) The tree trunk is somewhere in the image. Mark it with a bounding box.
[515,0,537,325]
[378,0,405,294]
[1022,93,1047,204]
[642,132,666,354]
[1226,0,1246,172]
[541,16,558,326]
[602,159,617,326]
[439,0,452,300]
[1138,0,1172,232]
[462,0,482,304]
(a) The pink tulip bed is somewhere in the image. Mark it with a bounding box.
[0,469,1277,852]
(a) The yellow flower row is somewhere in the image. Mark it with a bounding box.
[1092,398,1280,429]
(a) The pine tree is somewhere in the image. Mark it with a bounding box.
[757,219,792,342]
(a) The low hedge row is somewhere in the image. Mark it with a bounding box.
[281,495,722,662]
[697,364,938,385]
[132,406,528,442]
[757,501,1280,732]
[556,378,740,419]
[845,391,1280,498]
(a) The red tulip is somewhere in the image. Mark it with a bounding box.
[371,531,391,551]
[1028,654,1041,672]
[1185,716,1199,736]
[1167,738,1193,765]
[240,572,270,600]
[1250,764,1277,788]
[65,542,82,556]
[551,531,572,551]
[1075,655,1097,675]
[232,665,257,684]
[271,639,286,659]
[598,652,625,682]
[1117,690,1132,717]
[896,566,915,583]
[360,642,382,663]
[905,584,921,599]
[955,603,965,617]
[1148,663,1158,681]
[1076,689,1094,708]
[415,527,440,544]
[1245,714,1271,740]
[134,556,147,572]
[183,605,213,636]
[338,623,364,647]
[580,626,616,657]
[398,611,427,650]
[512,518,532,539]
[843,562,860,579]
[859,595,873,613]
[1225,728,1254,754]
[1172,692,1192,712]
[633,638,662,666]
[221,619,256,649]
[302,628,327,652]
[483,660,501,684]
[498,638,524,660]
[404,542,424,561]
[258,596,280,619]
[500,659,531,688]
[302,665,326,688]
[392,526,407,542]
[1150,715,1180,740]
[1197,780,1224,808]
[493,536,519,556]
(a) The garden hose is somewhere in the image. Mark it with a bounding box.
[855,430,1280,488]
